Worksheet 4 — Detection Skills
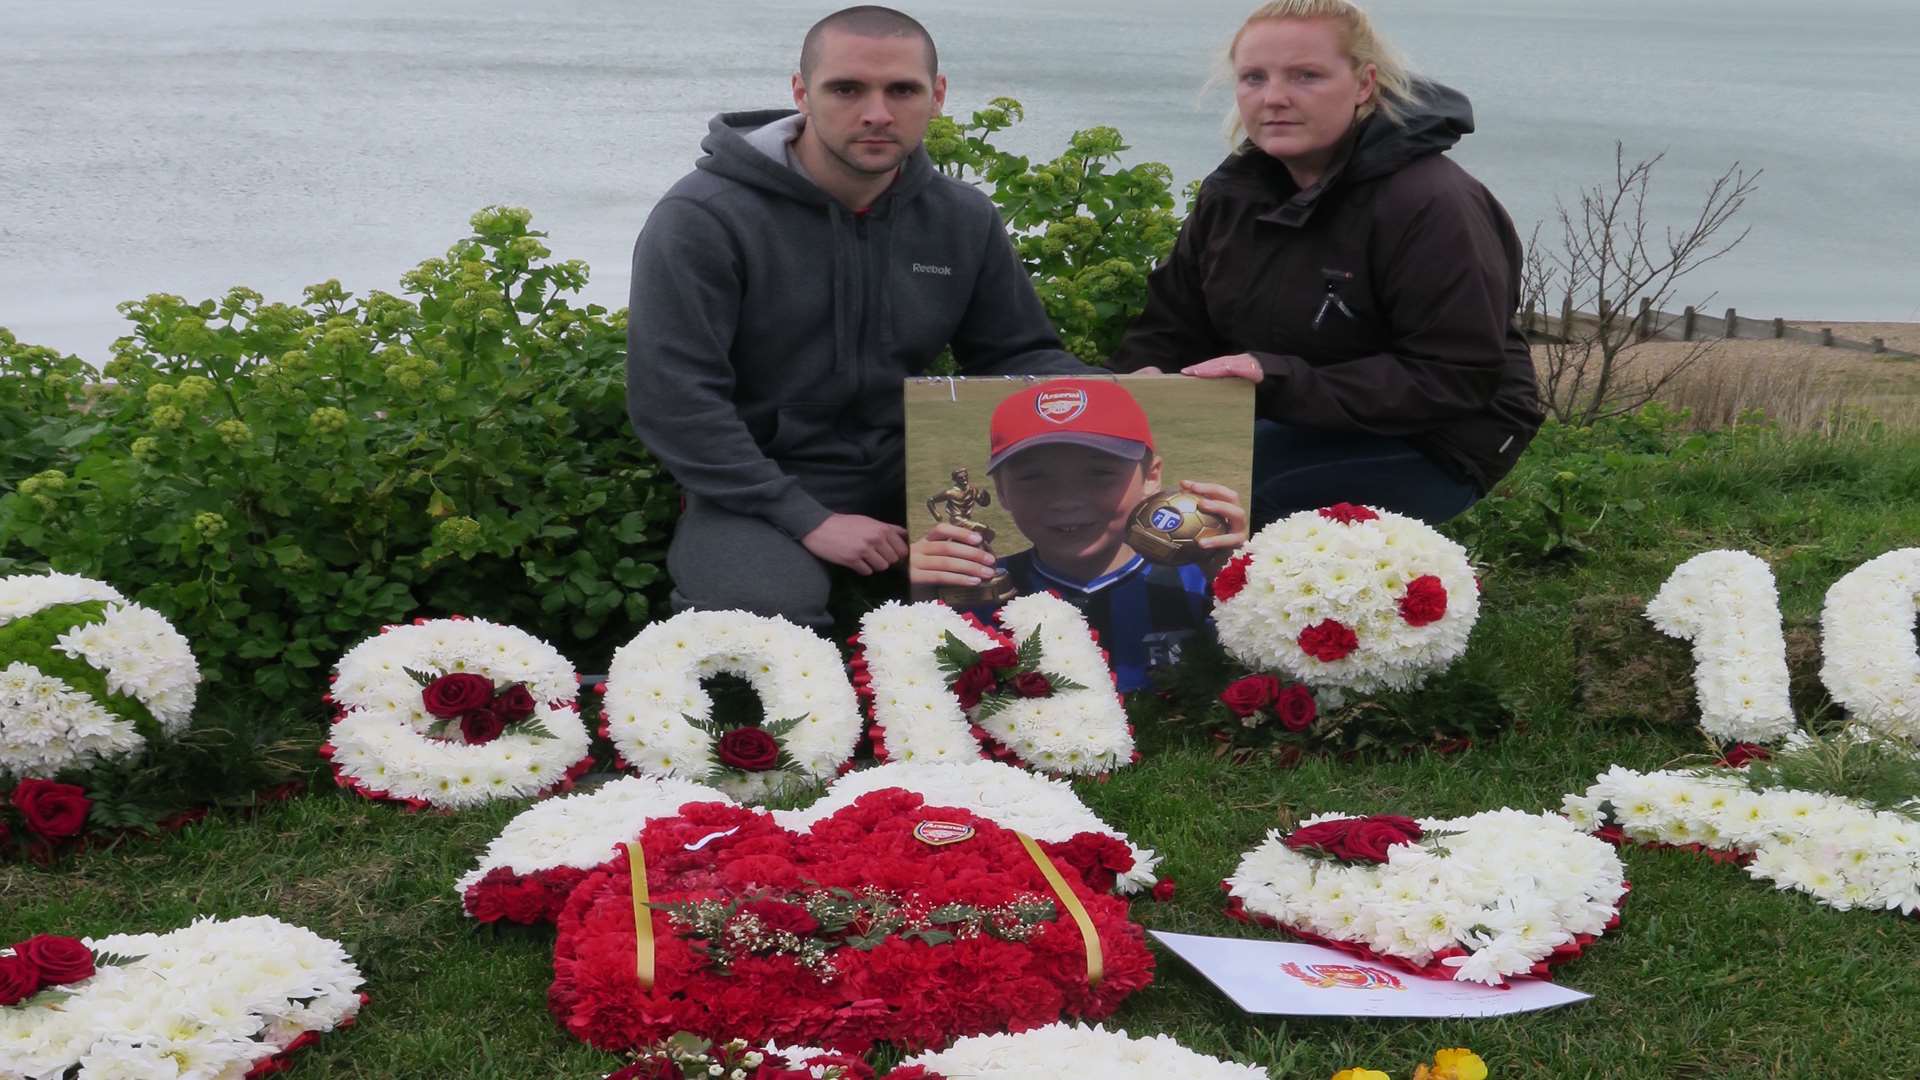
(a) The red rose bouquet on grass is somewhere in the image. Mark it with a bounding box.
[548,789,1153,1053]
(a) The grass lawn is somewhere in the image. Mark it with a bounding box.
[5,416,1919,1079]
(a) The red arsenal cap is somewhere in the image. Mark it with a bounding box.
[986,378,1155,473]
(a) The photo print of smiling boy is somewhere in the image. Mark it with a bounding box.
[906,375,1254,691]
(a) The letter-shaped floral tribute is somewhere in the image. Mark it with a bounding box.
[1820,548,1920,742]
[1644,550,1797,744]
[897,1023,1274,1078]
[600,610,863,802]
[1224,809,1628,984]
[0,916,365,1079]
[850,595,1131,775]
[0,572,200,781]
[1211,505,1479,696]
[1565,758,1920,915]
[323,616,592,809]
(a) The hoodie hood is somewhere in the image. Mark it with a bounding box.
[693,108,938,209]
[1344,77,1475,186]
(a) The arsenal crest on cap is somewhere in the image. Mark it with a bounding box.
[1034,387,1089,424]
[913,819,977,847]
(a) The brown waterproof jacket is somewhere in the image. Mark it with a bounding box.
[1110,83,1544,492]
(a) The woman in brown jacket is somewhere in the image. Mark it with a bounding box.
[1110,0,1544,527]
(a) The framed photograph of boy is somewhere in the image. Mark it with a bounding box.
[905,374,1255,692]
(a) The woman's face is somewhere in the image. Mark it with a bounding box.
[1232,18,1376,179]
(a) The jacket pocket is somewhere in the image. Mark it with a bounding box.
[763,403,863,468]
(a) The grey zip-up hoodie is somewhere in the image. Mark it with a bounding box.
[627,109,1089,539]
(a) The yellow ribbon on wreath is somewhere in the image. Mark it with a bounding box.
[1016,830,1105,988]
[626,841,655,992]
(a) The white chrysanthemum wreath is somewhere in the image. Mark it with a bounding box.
[1820,547,1920,742]
[1211,504,1479,696]
[0,915,365,1080]
[897,1023,1270,1079]
[323,616,591,809]
[456,759,1163,923]
[0,571,200,780]
[1225,808,1628,985]
[1644,550,1798,744]
[600,609,863,803]
[851,594,1130,776]
[1566,764,1920,915]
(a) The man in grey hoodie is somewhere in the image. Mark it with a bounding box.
[627,6,1088,630]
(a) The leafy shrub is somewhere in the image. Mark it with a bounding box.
[925,98,1181,363]
[0,208,676,708]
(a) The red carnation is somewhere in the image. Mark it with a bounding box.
[1011,672,1053,698]
[1218,674,1279,717]
[741,898,820,936]
[1297,619,1359,662]
[9,779,92,840]
[0,954,39,1006]
[14,935,95,986]
[1283,819,1355,858]
[493,683,537,722]
[951,662,1000,710]
[1151,878,1177,902]
[1212,553,1252,602]
[1272,683,1317,732]
[1398,575,1449,626]
[1341,815,1424,862]
[459,707,507,745]
[421,672,494,718]
[1317,503,1380,524]
[716,727,782,772]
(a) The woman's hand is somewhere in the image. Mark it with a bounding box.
[1182,479,1250,574]
[908,522,998,589]
[1181,353,1264,383]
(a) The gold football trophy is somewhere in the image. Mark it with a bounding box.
[1125,489,1230,565]
[925,467,1019,607]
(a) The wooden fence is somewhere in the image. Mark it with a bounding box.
[1522,300,1914,359]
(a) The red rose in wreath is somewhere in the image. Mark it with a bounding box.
[1272,684,1317,732]
[494,684,538,723]
[10,779,92,840]
[1340,816,1424,862]
[422,672,494,718]
[1011,672,1053,698]
[459,707,508,745]
[716,728,782,772]
[1218,674,1279,717]
[0,954,40,1006]
[14,935,95,986]
[951,663,1000,711]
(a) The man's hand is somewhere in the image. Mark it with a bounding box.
[801,513,910,575]
[908,522,998,588]
[1182,479,1250,575]
[1181,353,1264,383]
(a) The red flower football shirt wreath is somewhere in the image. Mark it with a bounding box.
[547,788,1154,1054]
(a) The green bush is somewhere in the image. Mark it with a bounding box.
[926,98,1181,362]
[0,208,676,709]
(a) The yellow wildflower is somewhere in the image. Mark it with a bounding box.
[1428,1048,1489,1080]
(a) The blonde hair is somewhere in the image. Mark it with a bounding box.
[1218,0,1416,148]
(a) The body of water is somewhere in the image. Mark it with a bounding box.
[4,0,1917,363]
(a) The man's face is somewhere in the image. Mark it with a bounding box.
[792,29,946,178]
[993,444,1159,572]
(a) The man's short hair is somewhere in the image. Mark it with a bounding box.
[799,6,938,81]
